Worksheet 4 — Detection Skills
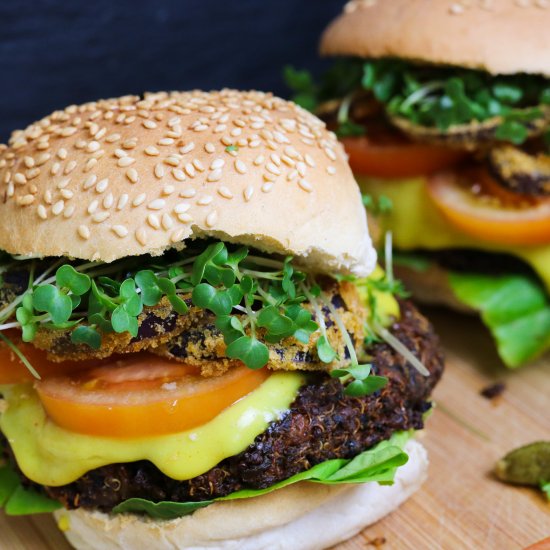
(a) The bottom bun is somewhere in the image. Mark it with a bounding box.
[54,439,428,550]
[395,264,474,313]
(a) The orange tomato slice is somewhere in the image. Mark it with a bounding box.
[0,332,95,384]
[427,170,550,245]
[341,136,466,178]
[35,353,270,438]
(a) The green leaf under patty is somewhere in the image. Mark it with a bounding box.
[0,464,62,515]
[112,431,410,519]
[0,432,411,519]
[448,271,550,368]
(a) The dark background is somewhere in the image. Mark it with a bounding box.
[0,0,344,141]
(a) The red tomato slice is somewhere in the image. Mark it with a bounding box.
[341,136,466,178]
[35,353,270,438]
[427,169,550,245]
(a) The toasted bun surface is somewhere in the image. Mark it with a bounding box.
[321,0,550,76]
[54,439,427,550]
[0,90,375,276]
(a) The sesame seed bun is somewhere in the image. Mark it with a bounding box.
[321,0,550,76]
[53,439,428,550]
[0,90,375,276]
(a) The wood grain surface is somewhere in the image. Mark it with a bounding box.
[1,309,549,550]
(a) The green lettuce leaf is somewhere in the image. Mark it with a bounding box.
[393,253,550,367]
[0,433,411,520]
[448,272,550,367]
[0,463,62,515]
[113,431,411,519]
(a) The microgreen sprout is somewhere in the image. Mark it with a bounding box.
[0,240,425,396]
[286,59,550,147]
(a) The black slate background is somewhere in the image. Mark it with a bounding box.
[0,0,344,141]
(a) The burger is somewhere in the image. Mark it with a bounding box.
[0,90,443,549]
[287,0,550,368]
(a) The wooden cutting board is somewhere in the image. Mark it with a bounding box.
[1,309,549,550]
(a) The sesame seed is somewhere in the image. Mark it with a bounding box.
[95,178,109,193]
[205,210,218,227]
[327,166,336,175]
[180,142,195,154]
[26,168,40,180]
[14,173,27,185]
[117,194,129,210]
[207,169,222,182]
[147,213,160,229]
[235,159,247,174]
[60,189,74,200]
[52,200,65,215]
[78,225,91,240]
[132,193,147,207]
[184,163,196,178]
[114,149,128,158]
[162,213,174,230]
[266,162,281,176]
[204,142,215,154]
[37,204,48,219]
[164,156,180,167]
[270,153,282,166]
[220,136,233,146]
[177,212,193,223]
[296,162,307,177]
[57,148,68,160]
[17,194,35,206]
[50,162,61,175]
[193,159,205,172]
[304,154,316,168]
[261,182,273,193]
[24,156,35,168]
[172,168,186,181]
[126,168,139,183]
[253,155,265,166]
[142,120,157,129]
[117,156,135,167]
[249,139,261,148]
[244,185,254,202]
[87,200,99,214]
[84,158,97,172]
[148,198,166,210]
[217,186,233,199]
[162,185,175,196]
[171,227,187,242]
[298,179,313,192]
[64,160,77,174]
[174,202,190,214]
[145,146,160,156]
[135,227,148,245]
[180,188,196,198]
[103,193,114,209]
[106,133,121,143]
[449,2,464,13]
[197,195,213,206]
[87,141,100,153]
[6,182,14,197]
[64,205,75,218]
[92,211,110,223]
[112,225,129,238]
[158,138,175,146]
[210,158,225,170]
[83,175,97,190]
[154,163,165,179]
[44,190,53,204]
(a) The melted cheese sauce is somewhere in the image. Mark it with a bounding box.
[0,372,304,486]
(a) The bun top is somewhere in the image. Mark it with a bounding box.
[321,0,550,76]
[0,90,375,276]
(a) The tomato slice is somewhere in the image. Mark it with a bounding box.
[35,353,270,438]
[0,332,95,384]
[341,136,466,178]
[427,169,550,245]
